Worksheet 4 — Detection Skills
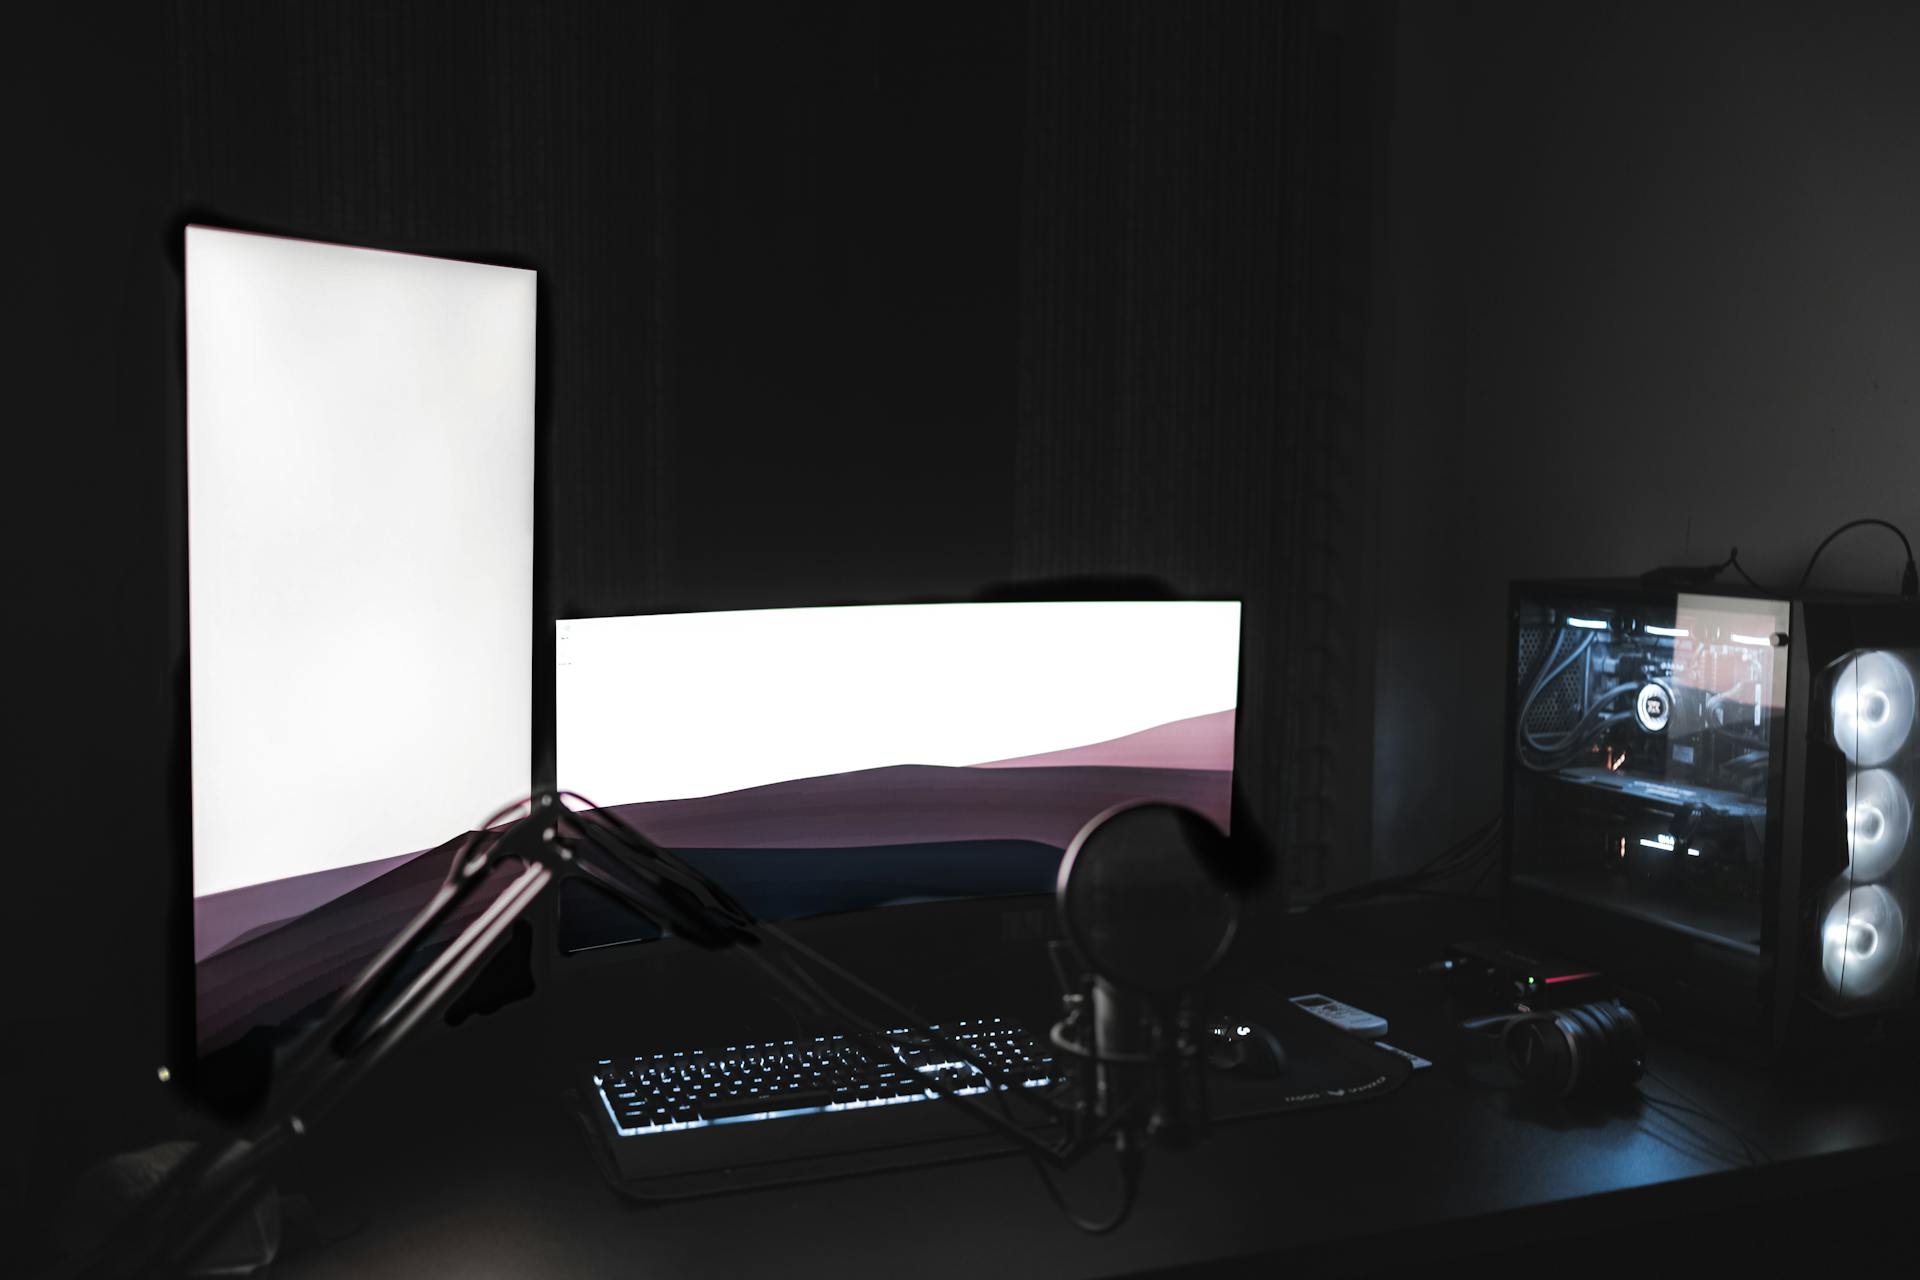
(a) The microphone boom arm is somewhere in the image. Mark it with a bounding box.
[73,792,1108,1279]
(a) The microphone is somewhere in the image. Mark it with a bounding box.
[1088,977,1154,1124]
[1053,803,1239,1147]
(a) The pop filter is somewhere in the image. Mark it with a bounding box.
[1057,802,1238,993]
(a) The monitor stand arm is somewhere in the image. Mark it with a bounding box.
[69,793,1104,1279]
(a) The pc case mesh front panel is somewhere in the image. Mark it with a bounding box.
[1509,591,1790,958]
[1815,647,1920,1011]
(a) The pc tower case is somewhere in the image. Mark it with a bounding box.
[1503,579,1920,1048]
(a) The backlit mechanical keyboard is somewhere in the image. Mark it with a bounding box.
[586,1018,1063,1181]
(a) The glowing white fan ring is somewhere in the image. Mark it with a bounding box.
[1844,769,1912,882]
[1831,652,1916,767]
[1822,921,1876,958]
[1849,922,1880,957]
[1821,884,1904,999]
[1849,803,1887,845]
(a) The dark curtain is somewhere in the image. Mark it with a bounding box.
[1015,0,1388,893]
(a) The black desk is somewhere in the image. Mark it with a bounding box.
[209,900,1920,1276]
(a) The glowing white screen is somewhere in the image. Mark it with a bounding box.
[556,601,1242,806]
[188,227,534,897]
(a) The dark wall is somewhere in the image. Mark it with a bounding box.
[1371,0,1920,875]
[615,2,1027,616]
[5,0,179,1199]
[4,0,1387,1211]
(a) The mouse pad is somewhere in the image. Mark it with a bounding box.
[1204,980,1414,1123]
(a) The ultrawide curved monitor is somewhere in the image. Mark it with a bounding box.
[553,600,1241,949]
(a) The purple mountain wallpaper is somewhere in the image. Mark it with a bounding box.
[195,709,1234,1051]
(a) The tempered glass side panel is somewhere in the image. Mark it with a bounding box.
[1509,589,1790,956]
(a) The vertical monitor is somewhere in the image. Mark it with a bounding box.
[187,227,535,1055]
[554,600,1240,947]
